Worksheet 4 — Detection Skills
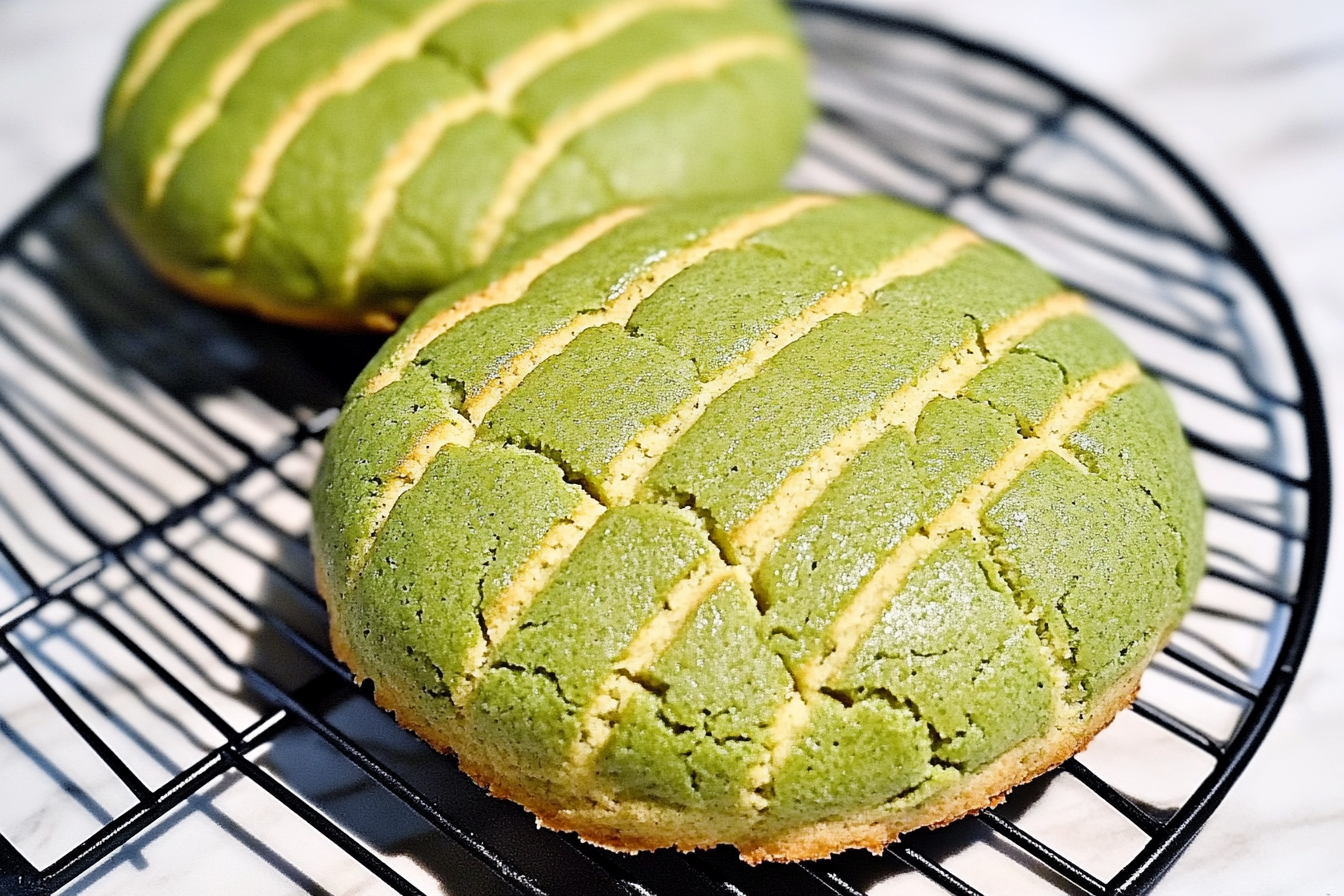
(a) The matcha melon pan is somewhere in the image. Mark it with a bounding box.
[100,0,811,330]
[311,193,1205,862]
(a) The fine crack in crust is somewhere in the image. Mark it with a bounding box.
[465,35,804,264]
[222,0,501,261]
[569,559,736,771]
[314,193,1192,862]
[457,496,607,702]
[360,209,646,379]
[339,546,1163,844]
[324,554,1162,862]
[318,351,1154,861]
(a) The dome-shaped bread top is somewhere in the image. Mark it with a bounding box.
[100,0,810,329]
[311,193,1204,861]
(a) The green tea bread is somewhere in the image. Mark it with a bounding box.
[311,193,1205,861]
[99,0,811,330]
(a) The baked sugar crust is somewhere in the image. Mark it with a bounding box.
[114,221,409,331]
[322,565,1160,864]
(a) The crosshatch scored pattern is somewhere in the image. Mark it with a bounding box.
[0,3,1327,896]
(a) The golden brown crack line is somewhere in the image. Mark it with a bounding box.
[222,0,497,261]
[465,33,801,265]
[343,413,473,591]
[459,192,835,425]
[362,205,648,396]
[568,558,738,770]
[730,290,1091,573]
[144,0,344,206]
[107,0,224,133]
[340,0,724,298]
[601,224,982,505]
[755,359,1143,788]
[453,496,608,705]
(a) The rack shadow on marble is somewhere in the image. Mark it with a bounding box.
[0,5,1327,895]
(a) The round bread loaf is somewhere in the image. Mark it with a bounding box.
[311,193,1205,861]
[99,0,810,330]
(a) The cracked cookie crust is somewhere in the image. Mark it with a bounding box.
[311,193,1205,862]
[100,0,812,329]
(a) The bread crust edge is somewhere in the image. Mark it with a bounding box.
[320,560,1165,864]
[102,201,409,332]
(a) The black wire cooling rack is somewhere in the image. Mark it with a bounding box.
[0,4,1328,895]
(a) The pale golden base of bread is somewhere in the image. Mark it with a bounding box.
[735,667,1143,863]
[321,562,1161,864]
[153,254,412,331]
[107,207,411,332]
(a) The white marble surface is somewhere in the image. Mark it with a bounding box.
[1,1,1342,893]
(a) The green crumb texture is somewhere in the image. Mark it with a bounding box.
[769,695,934,823]
[333,442,583,719]
[101,0,813,327]
[834,534,1055,772]
[312,193,1203,858]
[480,324,699,493]
[598,572,792,809]
[470,504,711,770]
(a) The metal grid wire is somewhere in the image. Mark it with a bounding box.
[0,4,1328,894]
